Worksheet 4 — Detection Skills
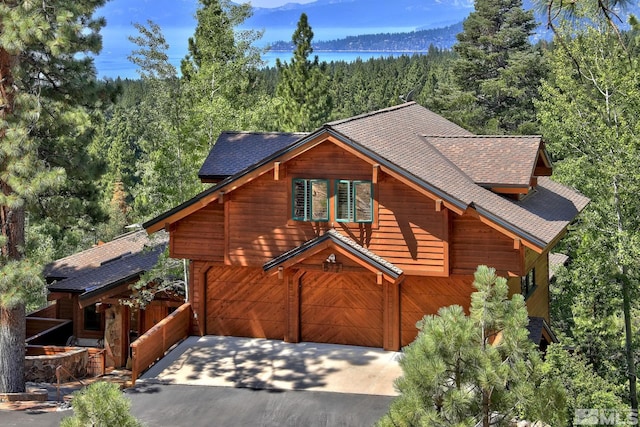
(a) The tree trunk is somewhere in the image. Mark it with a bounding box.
[621,275,638,411]
[0,303,26,393]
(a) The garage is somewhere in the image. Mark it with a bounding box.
[206,266,285,339]
[300,271,383,348]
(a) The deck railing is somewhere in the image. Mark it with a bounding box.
[130,302,191,385]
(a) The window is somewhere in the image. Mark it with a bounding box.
[83,305,101,331]
[292,179,329,221]
[521,268,536,298]
[336,180,373,223]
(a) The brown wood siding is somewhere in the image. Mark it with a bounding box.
[206,266,285,339]
[57,298,74,320]
[286,143,372,180]
[450,213,520,276]
[525,253,550,322]
[171,203,225,261]
[507,253,550,323]
[225,142,447,273]
[301,271,383,347]
[227,173,320,266]
[400,275,475,346]
[189,261,208,336]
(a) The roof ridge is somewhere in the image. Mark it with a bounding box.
[423,134,542,139]
[327,102,417,127]
[221,131,309,136]
[417,135,476,185]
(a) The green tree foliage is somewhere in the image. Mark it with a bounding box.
[61,382,142,427]
[439,0,546,134]
[181,0,272,146]
[537,19,640,409]
[543,344,626,425]
[275,13,332,131]
[0,0,106,393]
[378,266,566,427]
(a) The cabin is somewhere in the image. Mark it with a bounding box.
[143,102,589,351]
[37,230,183,368]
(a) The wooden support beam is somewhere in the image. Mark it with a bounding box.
[218,191,224,204]
[278,266,284,280]
[514,238,522,250]
[377,272,383,285]
[435,199,443,212]
[372,164,380,184]
[274,162,281,180]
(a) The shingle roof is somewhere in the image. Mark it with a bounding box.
[526,316,558,344]
[44,231,152,280]
[144,102,589,250]
[198,132,308,180]
[425,135,542,187]
[549,252,569,280]
[47,245,165,296]
[264,229,403,279]
[45,230,168,296]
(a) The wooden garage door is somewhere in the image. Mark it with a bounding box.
[301,272,383,347]
[206,266,285,339]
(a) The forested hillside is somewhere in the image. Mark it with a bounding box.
[1,0,639,419]
[269,23,463,51]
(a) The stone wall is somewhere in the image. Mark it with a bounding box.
[25,347,88,383]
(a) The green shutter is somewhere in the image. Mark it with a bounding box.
[310,180,329,221]
[354,181,373,223]
[292,179,308,220]
[335,180,352,222]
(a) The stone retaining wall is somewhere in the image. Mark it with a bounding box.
[25,347,88,383]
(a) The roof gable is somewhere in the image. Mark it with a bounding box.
[425,135,543,189]
[264,229,403,281]
[46,231,168,297]
[143,102,589,252]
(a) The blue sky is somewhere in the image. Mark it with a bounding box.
[250,0,314,7]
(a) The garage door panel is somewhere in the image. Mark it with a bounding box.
[301,272,382,348]
[206,266,285,339]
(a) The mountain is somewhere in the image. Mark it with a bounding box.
[245,0,474,30]
[270,23,464,51]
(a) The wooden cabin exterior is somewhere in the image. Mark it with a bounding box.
[42,231,183,367]
[144,102,588,351]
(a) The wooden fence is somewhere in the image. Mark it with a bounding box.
[130,302,191,385]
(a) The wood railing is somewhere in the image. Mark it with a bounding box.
[130,302,191,385]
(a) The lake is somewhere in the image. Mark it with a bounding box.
[94,25,423,79]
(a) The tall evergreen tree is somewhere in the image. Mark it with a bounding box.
[378,266,566,427]
[537,19,640,411]
[275,13,332,132]
[0,0,106,393]
[444,0,545,134]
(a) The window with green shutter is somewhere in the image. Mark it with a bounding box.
[335,180,373,223]
[292,179,329,221]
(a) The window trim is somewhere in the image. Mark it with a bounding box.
[292,178,329,222]
[521,268,536,299]
[335,179,373,224]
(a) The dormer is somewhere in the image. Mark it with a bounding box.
[424,135,552,199]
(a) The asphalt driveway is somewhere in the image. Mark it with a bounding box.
[140,335,403,396]
[3,336,403,426]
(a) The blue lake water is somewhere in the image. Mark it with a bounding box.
[94,25,424,79]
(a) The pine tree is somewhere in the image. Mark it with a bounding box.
[445,0,545,134]
[0,0,106,393]
[378,266,566,427]
[537,19,640,411]
[275,13,332,132]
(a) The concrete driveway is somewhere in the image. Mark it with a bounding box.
[140,336,403,396]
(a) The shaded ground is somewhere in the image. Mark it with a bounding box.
[141,336,402,396]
